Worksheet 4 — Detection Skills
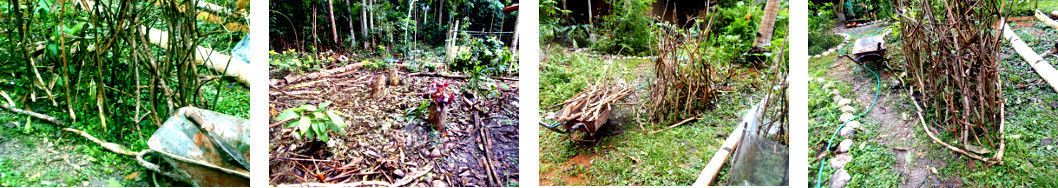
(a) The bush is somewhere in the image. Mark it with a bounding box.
[450,36,516,76]
[808,32,842,55]
[591,0,655,56]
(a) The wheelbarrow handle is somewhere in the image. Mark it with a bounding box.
[137,149,197,185]
[540,122,570,134]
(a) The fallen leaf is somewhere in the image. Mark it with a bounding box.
[125,171,139,180]
[964,144,992,154]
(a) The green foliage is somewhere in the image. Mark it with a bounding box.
[404,100,431,121]
[844,143,901,187]
[276,101,348,143]
[451,36,517,76]
[592,0,655,56]
[808,32,842,55]
[809,1,835,33]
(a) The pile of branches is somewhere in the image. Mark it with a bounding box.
[647,17,717,124]
[897,0,1006,164]
[554,74,635,136]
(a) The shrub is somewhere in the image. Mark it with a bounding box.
[808,32,842,55]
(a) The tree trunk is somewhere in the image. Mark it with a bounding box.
[361,0,369,49]
[328,0,339,45]
[347,0,357,48]
[753,0,781,48]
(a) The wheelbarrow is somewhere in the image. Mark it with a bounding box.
[841,35,888,66]
[136,107,251,187]
[540,103,613,138]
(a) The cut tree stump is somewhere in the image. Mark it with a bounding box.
[371,75,387,99]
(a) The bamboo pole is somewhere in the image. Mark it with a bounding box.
[142,27,253,85]
[693,95,768,186]
[1035,10,1058,30]
[1002,21,1058,92]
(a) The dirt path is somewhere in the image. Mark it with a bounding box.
[0,124,152,186]
[830,41,961,187]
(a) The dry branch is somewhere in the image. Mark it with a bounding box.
[648,115,702,135]
[0,103,66,126]
[276,181,392,187]
[389,164,432,187]
[910,86,1004,165]
[62,128,140,156]
[898,0,1004,149]
[283,63,364,84]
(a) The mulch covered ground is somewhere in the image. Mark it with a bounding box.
[268,60,520,187]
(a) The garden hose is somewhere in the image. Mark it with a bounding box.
[814,62,880,188]
[813,31,883,187]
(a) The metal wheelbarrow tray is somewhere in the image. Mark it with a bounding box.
[845,35,888,65]
[137,107,251,187]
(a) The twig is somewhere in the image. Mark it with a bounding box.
[276,181,392,187]
[408,72,518,81]
[649,115,703,135]
[62,128,139,156]
[270,118,295,128]
[389,164,432,187]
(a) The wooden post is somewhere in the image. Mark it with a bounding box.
[1002,21,1058,92]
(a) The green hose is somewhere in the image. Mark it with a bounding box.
[814,49,882,187]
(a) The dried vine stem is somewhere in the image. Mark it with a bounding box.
[897,0,1005,151]
[909,86,1004,165]
[647,14,717,124]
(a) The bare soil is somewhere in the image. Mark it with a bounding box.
[0,124,153,187]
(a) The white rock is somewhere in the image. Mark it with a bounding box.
[829,169,852,188]
[833,96,844,104]
[808,77,814,81]
[816,78,826,82]
[840,127,857,138]
[830,89,841,96]
[838,139,854,153]
[822,51,831,56]
[846,120,861,129]
[433,180,447,187]
[831,153,853,169]
[840,106,856,113]
[823,83,832,90]
[837,98,852,107]
[839,113,855,122]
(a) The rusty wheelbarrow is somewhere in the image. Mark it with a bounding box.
[841,35,888,67]
[541,102,614,138]
[541,84,634,140]
[136,107,251,187]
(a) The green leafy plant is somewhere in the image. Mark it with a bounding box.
[275,101,348,143]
